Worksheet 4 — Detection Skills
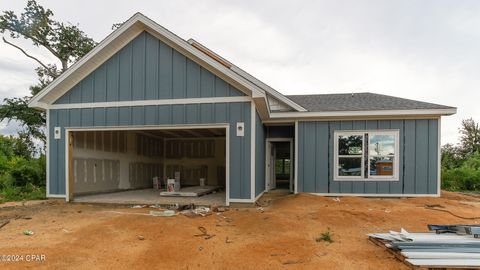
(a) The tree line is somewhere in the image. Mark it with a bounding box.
[441,118,480,191]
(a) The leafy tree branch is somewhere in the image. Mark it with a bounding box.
[0,0,96,149]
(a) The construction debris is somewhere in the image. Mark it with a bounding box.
[131,205,147,209]
[211,205,228,213]
[23,230,34,236]
[149,210,176,217]
[369,225,480,268]
[194,226,215,240]
[0,220,10,230]
[282,259,304,265]
[180,206,211,217]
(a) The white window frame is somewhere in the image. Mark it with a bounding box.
[333,130,400,181]
[334,131,365,180]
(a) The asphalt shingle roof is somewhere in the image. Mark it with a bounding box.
[285,92,455,112]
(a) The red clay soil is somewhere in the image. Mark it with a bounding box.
[0,191,479,269]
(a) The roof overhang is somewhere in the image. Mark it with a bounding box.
[28,13,269,110]
[186,39,306,112]
[267,108,457,121]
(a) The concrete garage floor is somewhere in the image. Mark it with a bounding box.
[73,188,226,206]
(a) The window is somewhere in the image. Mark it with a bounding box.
[334,130,399,181]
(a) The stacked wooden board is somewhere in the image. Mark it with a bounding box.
[369,226,480,269]
[160,186,220,197]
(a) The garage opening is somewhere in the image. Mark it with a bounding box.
[69,127,227,206]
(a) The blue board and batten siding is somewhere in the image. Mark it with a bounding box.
[297,119,439,195]
[55,32,244,104]
[48,31,253,200]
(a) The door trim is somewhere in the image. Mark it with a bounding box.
[265,138,294,192]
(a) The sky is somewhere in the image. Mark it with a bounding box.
[0,0,479,145]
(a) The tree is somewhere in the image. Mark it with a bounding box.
[0,0,96,147]
[458,118,480,158]
[441,143,462,170]
[0,134,34,159]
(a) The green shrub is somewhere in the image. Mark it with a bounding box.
[0,184,46,203]
[442,167,480,191]
[464,152,480,170]
[0,186,21,202]
[2,155,46,187]
[0,173,14,189]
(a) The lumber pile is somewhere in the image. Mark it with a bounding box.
[369,225,480,269]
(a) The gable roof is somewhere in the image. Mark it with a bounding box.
[28,13,304,112]
[286,93,455,112]
[28,12,456,119]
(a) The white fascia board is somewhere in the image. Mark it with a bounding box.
[28,13,266,109]
[269,108,457,119]
[230,66,306,112]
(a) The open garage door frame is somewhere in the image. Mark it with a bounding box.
[64,124,230,205]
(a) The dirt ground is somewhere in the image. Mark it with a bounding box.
[0,191,479,270]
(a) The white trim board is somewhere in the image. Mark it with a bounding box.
[294,121,299,194]
[65,131,70,202]
[46,109,51,197]
[263,116,440,124]
[270,108,457,119]
[250,101,256,200]
[66,124,230,132]
[254,191,265,202]
[229,198,255,203]
[309,193,440,198]
[49,96,251,110]
[63,124,231,205]
[47,194,66,198]
[437,117,442,196]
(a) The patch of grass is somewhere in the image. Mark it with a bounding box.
[0,184,46,204]
[315,228,334,243]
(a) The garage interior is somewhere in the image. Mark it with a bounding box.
[71,128,227,205]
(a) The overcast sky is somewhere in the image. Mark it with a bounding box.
[0,0,478,144]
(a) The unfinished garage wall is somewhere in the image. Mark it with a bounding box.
[163,137,226,187]
[72,130,164,194]
[129,133,164,189]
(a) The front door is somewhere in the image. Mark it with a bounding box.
[267,142,277,190]
[266,140,294,192]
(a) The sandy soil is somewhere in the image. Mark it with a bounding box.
[0,191,479,270]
